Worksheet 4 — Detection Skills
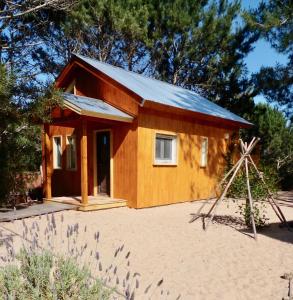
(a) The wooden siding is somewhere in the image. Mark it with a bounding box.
[136,107,236,208]
[112,120,138,207]
[67,67,140,116]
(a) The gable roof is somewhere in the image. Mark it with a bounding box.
[71,53,252,127]
[63,92,133,122]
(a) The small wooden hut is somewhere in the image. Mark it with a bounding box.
[42,53,252,210]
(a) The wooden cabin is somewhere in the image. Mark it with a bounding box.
[43,53,252,210]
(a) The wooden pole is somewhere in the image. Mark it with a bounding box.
[80,119,88,205]
[44,124,52,199]
[245,157,257,240]
[247,154,288,226]
[204,153,244,229]
[204,138,260,228]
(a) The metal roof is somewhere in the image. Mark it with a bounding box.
[73,53,252,126]
[63,92,133,122]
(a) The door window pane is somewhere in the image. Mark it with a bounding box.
[66,136,76,170]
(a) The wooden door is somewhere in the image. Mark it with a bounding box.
[96,131,110,195]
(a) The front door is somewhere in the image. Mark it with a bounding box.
[96,131,110,196]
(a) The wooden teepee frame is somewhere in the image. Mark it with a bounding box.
[190,137,288,240]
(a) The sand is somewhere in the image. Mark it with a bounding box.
[1,192,293,300]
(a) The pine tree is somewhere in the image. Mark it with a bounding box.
[245,0,293,119]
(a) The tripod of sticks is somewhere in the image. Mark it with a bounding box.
[190,137,288,240]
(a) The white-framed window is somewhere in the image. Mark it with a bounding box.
[53,136,62,169]
[200,137,208,167]
[154,133,177,165]
[66,135,77,170]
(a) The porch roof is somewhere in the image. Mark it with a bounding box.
[63,92,133,122]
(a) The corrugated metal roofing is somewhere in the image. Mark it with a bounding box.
[63,92,133,122]
[73,53,252,126]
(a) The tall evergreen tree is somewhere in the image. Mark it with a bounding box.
[36,0,259,117]
[245,0,293,119]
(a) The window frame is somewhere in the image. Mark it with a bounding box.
[53,135,62,170]
[66,135,77,171]
[200,137,208,168]
[154,133,178,166]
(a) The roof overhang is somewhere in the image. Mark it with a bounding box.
[143,100,253,129]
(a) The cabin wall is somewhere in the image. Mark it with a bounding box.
[136,108,237,208]
[112,120,138,207]
[73,68,140,116]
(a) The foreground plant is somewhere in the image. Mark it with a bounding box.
[0,213,174,299]
[0,248,112,300]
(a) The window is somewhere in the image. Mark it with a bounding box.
[66,79,76,94]
[53,136,62,169]
[200,137,208,167]
[66,136,77,170]
[155,134,177,165]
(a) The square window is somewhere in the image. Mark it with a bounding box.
[155,134,177,165]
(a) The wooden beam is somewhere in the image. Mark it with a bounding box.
[44,124,52,199]
[80,119,88,205]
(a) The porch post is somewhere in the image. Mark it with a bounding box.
[44,124,52,199]
[80,119,88,205]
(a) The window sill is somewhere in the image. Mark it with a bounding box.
[153,162,178,167]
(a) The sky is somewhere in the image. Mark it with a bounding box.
[241,0,289,104]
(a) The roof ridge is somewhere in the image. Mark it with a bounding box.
[72,53,203,99]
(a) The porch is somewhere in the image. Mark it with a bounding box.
[43,93,134,210]
[45,195,127,211]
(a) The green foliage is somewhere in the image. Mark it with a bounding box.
[244,0,293,54]
[228,166,279,200]
[238,201,269,229]
[242,103,293,189]
[227,166,278,228]
[244,0,292,119]
[0,248,112,300]
[0,64,64,206]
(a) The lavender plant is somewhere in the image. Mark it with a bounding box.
[0,213,176,299]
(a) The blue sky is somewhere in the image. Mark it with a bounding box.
[241,0,289,103]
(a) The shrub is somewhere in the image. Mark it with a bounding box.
[0,248,112,300]
[0,213,173,299]
[227,165,279,228]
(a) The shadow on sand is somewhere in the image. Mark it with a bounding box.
[191,213,293,243]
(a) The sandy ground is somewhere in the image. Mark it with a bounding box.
[1,192,293,300]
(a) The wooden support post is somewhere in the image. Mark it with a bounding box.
[44,124,52,199]
[80,119,88,205]
[205,153,244,229]
[248,154,288,226]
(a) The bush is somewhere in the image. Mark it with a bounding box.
[0,248,112,300]
[0,214,173,299]
[227,165,279,228]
